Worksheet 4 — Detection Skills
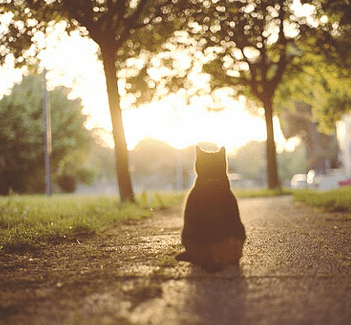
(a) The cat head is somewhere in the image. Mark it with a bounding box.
[195,146,227,179]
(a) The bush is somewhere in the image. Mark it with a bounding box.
[56,175,77,193]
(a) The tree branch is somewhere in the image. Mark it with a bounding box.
[268,0,288,91]
[239,47,260,97]
[62,0,97,40]
[116,0,149,47]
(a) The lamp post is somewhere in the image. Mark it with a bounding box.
[43,69,52,196]
[173,102,183,191]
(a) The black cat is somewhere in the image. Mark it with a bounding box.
[176,146,246,272]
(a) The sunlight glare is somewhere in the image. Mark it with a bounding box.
[122,96,285,152]
[0,28,289,153]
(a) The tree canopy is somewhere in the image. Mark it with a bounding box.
[126,0,351,188]
[0,0,187,65]
[126,0,312,188]
[2,0,351,193]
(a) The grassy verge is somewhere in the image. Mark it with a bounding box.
[293,187,351,212]
[234,187,293,198]
[0,192,185,252]
[8,186,346,252]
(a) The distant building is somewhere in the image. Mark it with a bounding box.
[337,112,351,177]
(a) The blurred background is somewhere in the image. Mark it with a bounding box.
[1,0,350,196]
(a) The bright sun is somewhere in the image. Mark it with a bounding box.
[122,96,275,151]
[1,29,288,153]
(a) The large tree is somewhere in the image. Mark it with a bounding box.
[183,0,309,189]
[179,0,350,188]
[0,0,188,201]
[124,0,312,189]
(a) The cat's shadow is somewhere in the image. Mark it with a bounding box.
[181,262,248,324]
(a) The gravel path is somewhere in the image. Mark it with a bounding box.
[1,195,351,325]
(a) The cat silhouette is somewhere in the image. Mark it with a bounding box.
[176,146,246,272]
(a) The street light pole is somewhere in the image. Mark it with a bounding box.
[176,148,183,191]
[172,102,183,191]
[43,69,52,196]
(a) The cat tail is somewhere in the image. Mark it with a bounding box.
[175,251,193,262]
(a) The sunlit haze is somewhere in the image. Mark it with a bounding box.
[0,28,296,153]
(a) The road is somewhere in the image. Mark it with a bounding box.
[1,195,350,325]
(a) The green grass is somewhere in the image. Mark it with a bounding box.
[138,191,185,209]
[234,187,293,198]
[7,186,343,252]
[0,192,185,251]
[293,187,351,212]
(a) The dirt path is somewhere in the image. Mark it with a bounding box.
[1,196,351,325]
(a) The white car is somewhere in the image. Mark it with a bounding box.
[290,174,308,189]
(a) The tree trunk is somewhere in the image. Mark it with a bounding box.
[263,98,281,189]
[101,46,135,202]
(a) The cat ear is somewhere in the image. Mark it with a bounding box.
[219,146,226,155]
[196,146,201,155]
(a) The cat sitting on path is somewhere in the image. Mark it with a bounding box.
[176,146,246,272]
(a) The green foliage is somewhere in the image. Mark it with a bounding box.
[276,55,351,134]
[130,137,195,190]
[122,32,203,107]
[230,141,266,183]
[153,193,166,209]
[179,0,299,189]
[1,0,192,202]
[0,0,189,69]
[277,102,340,172]
[125,0,306,107]
[278,102,312,139]
[321,0,351,26]
[56,175,77,193]
[138,191,149,209]
[275,0,351,133]
[293,187,351,212]
[278,143,307,183]
[230,140,307,185]
[0,192,185,251]
[4,1,350,195]
[130,138,179,189]
[0,72,97,194]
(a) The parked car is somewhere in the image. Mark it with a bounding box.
[290,174,308,189]
[338,178,351,186]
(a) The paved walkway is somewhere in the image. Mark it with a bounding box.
[80,195,351,325]
[1,196,351,325]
